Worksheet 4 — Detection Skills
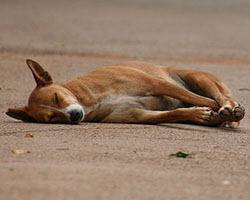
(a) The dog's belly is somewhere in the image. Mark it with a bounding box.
[84,94,185,122]
[104,94,184,110]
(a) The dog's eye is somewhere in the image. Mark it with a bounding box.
[54,93,59,104]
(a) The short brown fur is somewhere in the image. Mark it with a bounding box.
[6,60,245,127]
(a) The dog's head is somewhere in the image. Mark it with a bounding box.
[6,59,84,124]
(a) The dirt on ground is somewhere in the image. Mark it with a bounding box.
[0,1,250,200]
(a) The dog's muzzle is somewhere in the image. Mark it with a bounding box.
[64,103,85,123]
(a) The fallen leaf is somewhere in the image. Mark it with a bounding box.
[222,180,231,185]
[52,43,65,49]
[25,133,34,138]
[170,151,189,158]
[11,149,30,154]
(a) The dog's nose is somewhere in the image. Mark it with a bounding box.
[70,110,83,122]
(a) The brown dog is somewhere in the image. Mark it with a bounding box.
[6,59,245,127]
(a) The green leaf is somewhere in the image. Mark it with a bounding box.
[170,151,189,158]
[52,43,65,49]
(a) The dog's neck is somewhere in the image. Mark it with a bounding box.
[60,78,99,108]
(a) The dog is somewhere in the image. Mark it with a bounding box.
[6,59,245,128]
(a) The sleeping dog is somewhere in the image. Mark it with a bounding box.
[6,60,245,127]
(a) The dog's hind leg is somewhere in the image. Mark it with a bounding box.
[147,76,220,111]
[176,70,245,126]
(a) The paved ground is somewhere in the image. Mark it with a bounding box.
[0,1,250,200]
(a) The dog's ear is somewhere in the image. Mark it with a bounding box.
[6,107,35,122]
[26,59,53,87]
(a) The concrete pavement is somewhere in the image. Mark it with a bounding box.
[0,1,250,200]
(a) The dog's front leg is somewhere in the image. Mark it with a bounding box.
[102,107,224,126]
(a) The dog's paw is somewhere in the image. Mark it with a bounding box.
[218,105,233,120]
[219,104,245,123]
[232,105,245,121]
[191,107,218,124]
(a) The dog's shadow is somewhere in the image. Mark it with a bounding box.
[2,120,245,136]
[156,123,243,133]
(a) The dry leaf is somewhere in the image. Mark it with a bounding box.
[25,133,34,138]
[11,149,30,154]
